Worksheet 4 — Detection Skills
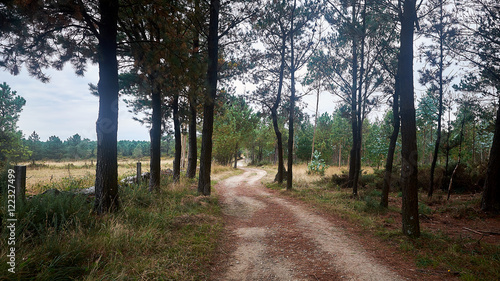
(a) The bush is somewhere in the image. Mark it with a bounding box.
[418,164,485,194]
[331,173,349,187]
[307,150,327,176]
[13,191,95,238]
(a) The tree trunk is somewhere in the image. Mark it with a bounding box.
[429,11,444,197]
[198,0,219,196]
[272,30,287,184]
[173,93,181,182]
[381,76,400,208]
[348,0,359,193]
[287,0,297,191]
[399,0,420,238]
[444,116,451,183]
[187,0,200,179]
[181,126,187,169]
[94,0,119,214]
[149,81,162,192]
[186,97,198,178]
[448,115,466,200]
[481,99,500,212]
[234,143,238,169]
[311,87,320,161]
[339,144,342,167]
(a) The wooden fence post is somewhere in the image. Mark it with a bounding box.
[14,165,26,204]
[137,162,141,184]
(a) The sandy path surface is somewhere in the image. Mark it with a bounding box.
[211,167,405,281]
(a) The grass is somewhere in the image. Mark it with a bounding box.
[0,160,236,280]
[264,163,500,281]
[22,158,174,195]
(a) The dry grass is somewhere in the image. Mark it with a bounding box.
[0,168,223,280]
[23,158,174,194]
[259,163,373,188]
[211,163,243,182]
[23,159,243,195]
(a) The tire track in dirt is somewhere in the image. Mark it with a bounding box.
[212,167,404,281]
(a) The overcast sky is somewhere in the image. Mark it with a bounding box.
[1,65,151,141]
[2,58,428,142]
[1,62,346,142]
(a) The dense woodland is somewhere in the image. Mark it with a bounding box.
[0,0,499,240]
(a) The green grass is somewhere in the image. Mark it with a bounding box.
[1,173,223,280]
[267,176,500,281]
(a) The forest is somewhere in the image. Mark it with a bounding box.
[0,0,499,279]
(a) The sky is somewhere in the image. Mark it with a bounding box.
[1,65,151,141]
[1,57,431,142]
[1,63,343,142]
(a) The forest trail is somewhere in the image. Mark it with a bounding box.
[211,167,405,281]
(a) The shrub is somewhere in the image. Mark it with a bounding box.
[307,150,327,176]
[14,191,95,238]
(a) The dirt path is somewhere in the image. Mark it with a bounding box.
[211,167,406,281]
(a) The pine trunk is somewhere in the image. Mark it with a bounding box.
[198,0,219,195]
[186,98,197,178]
[94,0,119,214]
[173,93,181,182]
[399,0,420,238]
[187,1,200,179]
[272,31,287,183]
[481,98,500,212]
[381,77,400,208]
[149,82,162,192]
[287,0,297,190]
[429,3,444,198]
[348,0,359,193]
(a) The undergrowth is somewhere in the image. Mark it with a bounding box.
[0,174,223,280]
[267,171,500,281]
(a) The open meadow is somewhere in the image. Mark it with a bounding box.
[20,158,174,195]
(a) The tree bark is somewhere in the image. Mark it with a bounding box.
[149,81,162,192]
[481,99,500,212]
[348,0,359,194]
[428,2,444,198]
[287,0,297,190]
[94,0,119,214]
[186,96,198,178]
[311,88,320,161]
[234,143,238,169]
[198,0,219,195]
[272,30,287,184]
[399,0,420,238]
[173,93,181,182]
[381,77,400,208]
[353,2,367,196]
[186,0,200,179]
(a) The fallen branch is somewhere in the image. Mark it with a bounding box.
[463,227,500,236]
[415,268,460,275]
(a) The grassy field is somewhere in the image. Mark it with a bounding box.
[21,158,174,195]
[262,163,500,281]
[0,160,241,280]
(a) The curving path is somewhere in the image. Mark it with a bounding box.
[211,167,404,281]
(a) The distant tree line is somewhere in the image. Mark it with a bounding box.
[20,132,176,163]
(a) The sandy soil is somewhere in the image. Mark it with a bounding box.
[211,167,408,281]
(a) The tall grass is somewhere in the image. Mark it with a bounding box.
[0,172,222,280]
[22,158,175,195]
